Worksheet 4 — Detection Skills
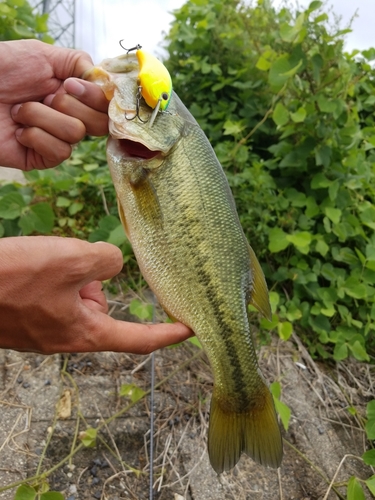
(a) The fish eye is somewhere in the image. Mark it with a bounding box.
[161,92,169,101]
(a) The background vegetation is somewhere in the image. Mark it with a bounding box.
[2,0,375,364]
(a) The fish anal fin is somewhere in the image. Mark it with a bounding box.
[248,244,272,321]
[208,383,283,474]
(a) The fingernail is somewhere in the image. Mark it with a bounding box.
[11,104,21,117]
[15,128,24,139]
[64,78,85,97]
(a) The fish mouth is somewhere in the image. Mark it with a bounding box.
[118,138,161,160]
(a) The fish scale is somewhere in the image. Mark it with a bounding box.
[85,52,283,474]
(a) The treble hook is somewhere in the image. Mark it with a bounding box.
[119,40,142,54]
[124,85,149,124]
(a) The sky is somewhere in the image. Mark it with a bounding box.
[75,0,375,64]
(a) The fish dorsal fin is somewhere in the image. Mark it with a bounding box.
[248,244,272,321]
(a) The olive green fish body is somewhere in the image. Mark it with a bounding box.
[86,54,283,473]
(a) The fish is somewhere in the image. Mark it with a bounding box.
[84,52,283,474]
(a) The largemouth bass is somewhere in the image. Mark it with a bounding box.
[85,53,283,473]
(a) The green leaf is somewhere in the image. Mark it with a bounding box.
[347,476,365,500]
[268,228,290,253]
[120,383,146,402]
[360,206,375,230]
[40,493,65,500]
[366,475,375,495]
[68,202,84,215]
[324,207,342,224]
[274,397,291,431]
[349,341,369,362]
[286,231,312,252]
[14,485,36,500]
[290,107,306,123]
[188,336,202,348]
[129,299,153,321]
[362,449,375,466]
[30,203,55,233]
[307,1,322,13]
[317,95,336,113]
[311,173,331,189]
[366,401,375,439]
[343,283,367,300]
[316,239,329,256]
[80,427,97,448]
[0,192,26,219]
[333,343,348,361]
[270,381,281,399]
[256,55,271,71]
[315,145,331,168]
[268,55,300,90]
[314,13,328,23]
[273,102,289,127]
[107,224,127,247]
[56,196,71,207]
[278,321,293,341]
[223,120,245,136]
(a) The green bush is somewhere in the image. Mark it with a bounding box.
[0,137,131,258]
[165,0,375,361]
[0,0,53,42]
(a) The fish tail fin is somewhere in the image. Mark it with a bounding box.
[207,383,283,474]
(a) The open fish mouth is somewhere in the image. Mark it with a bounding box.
[118,138,161,160]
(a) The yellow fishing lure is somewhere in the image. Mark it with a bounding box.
[136,49,172,113]
[119,43,172,126]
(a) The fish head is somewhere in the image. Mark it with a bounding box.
[84,53,197,165]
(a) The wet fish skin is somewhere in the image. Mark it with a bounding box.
[85,54,283,473]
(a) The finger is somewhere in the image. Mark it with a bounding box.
[15,127,73,169]
[80,281,108,313]
[78,311,194,353]
[46,92,108,137]
[56,240,124,286]
[48,46,95,80]
[64,78,110,112]
[11,102,86,144]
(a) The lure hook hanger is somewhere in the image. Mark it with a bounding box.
[124,86,149,124]
[119,40,142,54]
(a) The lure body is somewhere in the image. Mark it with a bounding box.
[136,49,172,111]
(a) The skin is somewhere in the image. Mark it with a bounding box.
[0,40,193,354]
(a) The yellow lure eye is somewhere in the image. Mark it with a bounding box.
[136,49,172,111]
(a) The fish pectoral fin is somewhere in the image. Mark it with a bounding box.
[248,244,272,321]
[208,383,283,474]
[117,197,130,240]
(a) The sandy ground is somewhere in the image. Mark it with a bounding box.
[0,295,373,500]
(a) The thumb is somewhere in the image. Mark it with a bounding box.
[80,281,108,313]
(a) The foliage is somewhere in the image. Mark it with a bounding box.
[0,137,133,259]
[13,484,64,500]
[0,0,53,42]
[270,381,291,431]
[165,0,375,362]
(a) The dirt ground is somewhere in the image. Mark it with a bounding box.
[0,290,374,500]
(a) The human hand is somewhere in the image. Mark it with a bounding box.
[0,236,193,354]
[0,39,109,171]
